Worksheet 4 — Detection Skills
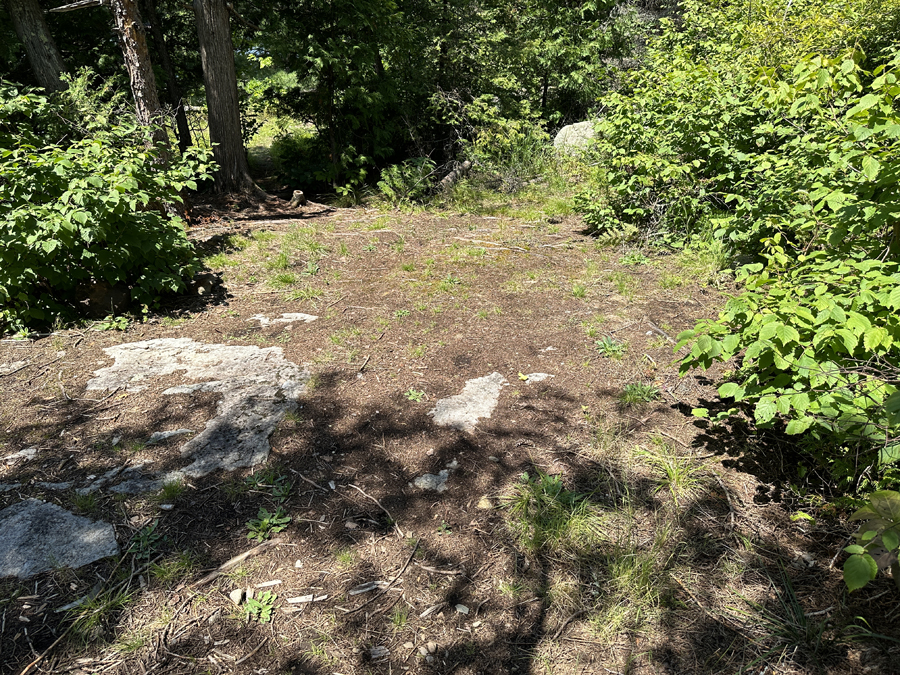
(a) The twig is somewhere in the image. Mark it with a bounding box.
[191,538,283,587]
[0,362,32,378]
[829,536,853,569]
[290,469,327,492]
[413,562,462,576]
[647,320,676,344]
[358,355,371,373]
[654,430,690,448]
[552,609,589,640]
[347,483,403,538]
[343,541,418,616]
[234,638,268,665]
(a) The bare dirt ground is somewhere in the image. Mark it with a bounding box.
[1,200,898,675]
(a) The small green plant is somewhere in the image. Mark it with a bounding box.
[244,591,277,623]
[404,388,425,402]
[843,490,900,592]
[246,507,291,542]
[303,260,320,276]
[620,251,649,266]
[394,309,410,319]
[437,273,462,292]
[390,605,409,629]
[335,547,356,567]
[595,336,626,358]
[437,520,452,535]
[129,521,164,559]
[619,382,661,406]
[408,344,426,358]
[571,283,587,298]
[92,315,130,331]
[400,262,416,272]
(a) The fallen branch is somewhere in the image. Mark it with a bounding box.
[191,538,283,587]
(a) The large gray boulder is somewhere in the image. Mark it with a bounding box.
[553,121,598,155]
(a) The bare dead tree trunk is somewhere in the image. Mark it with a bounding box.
[193,0,258,193]
[109,0,170,155]
[5,0,67,92]
[140,0,192,153]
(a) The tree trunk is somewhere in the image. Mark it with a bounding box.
[5,0,67,92]
[193,0,257,193]
[109,0,169,154]
[140,0,192,153]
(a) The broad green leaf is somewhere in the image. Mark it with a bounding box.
[785,416,812,434]
[718,382,744,399]
[755,399,777,424]
[861,155,881,181]
[879,444,900,466]
[791,392,810,412]
[882,530,899,552]
[774,323,800,345]
[869,491,900,521]
[844,544,866,555]
[843,553,877,592]
[864,327,888,351]
[886,392,900,426]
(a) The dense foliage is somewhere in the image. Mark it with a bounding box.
[578,0,900,490]
[0,82,214,330]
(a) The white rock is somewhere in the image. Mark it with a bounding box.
[147,429,194,445]
[429,373,508,432]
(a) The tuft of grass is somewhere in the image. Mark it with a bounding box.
[335,547,356,568]
[505,471,605,555]
[571,283,587,298]
[620,251,649,266]
[156,480,184,503]
[619,382,661,407]
[637,442,707,507]
[149,551,199,585]
[595,336,626,358]
[284,286,323,302]
[67,586,135,645]
[390,605,409,629]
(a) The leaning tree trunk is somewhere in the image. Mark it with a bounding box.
[193,0,257,193]
[140,0,192,153]
[110,0,170,154]
[5,0,67,92]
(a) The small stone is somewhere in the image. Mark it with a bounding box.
[403,642,415,649]
[477,497,493,510]
[427,641,437,654]
[472,620,482,628]
[488,456,499,462]
[345,520,358,529]
[158,504,174,511]
[455,604,469,614]
[418,646,429,656]
[229,589,244,606]
[426,655,435,664]
[425,449,434,456]
[294,560,303,568]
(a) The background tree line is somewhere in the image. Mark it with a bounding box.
[0,0,646,195]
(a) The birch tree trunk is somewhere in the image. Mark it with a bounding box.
[193,0,257,193]
[5,0,67,92]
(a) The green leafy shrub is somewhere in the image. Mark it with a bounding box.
[0,83,215,331]
[377,157,436,205]
[843,490,900,592]
[677,50,900,490]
